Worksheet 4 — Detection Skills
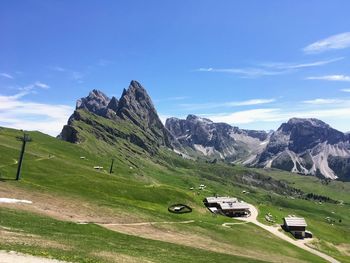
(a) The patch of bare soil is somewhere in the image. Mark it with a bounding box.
[102,223,308,263]
[0,228,68,251]
[336,243,350,257]
[0,184,138,224]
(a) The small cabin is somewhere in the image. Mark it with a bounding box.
[204,196,238,208]
[283,217,307,238]
[204,196,250,217]
[219,202,250,217]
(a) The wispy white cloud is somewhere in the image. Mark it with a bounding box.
[34,81,50,89]
[205,109,281,124]
[196,67,287,78]
[202,102,350,128]
[302,98,341,105]
[179,98,276,111]
[306,75,350,81]
[341,88,350,92]
[15,81,51,98]
[303,32,350,53]
[225,98,276,106]
[196,57,342,78]
[0,73,14,79]
[0,91,72,136]
[167,96,190,101]
[50,66,84,83]
[261,57,344,70]
[51,66,66,72]
[155,96,190,103]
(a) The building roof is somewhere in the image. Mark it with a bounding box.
[284,217,307,227]
[219,202,250,211]
[208,207,218,213]
[205,196,238,204]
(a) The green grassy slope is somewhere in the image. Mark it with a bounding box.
[0,125,349,262]
[0,208,267,263]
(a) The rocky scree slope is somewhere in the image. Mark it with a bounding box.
[165,114,269,163]
[166,116,350,180]
[256,118,350,180]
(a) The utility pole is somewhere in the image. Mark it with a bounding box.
[109,158,115,174]
[16,133,32,181]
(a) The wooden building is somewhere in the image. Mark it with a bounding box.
[204,196,250,217]
[204,196,238,208]
[283,217,307,238]
[219,202,250,217]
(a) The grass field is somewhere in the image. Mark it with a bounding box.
[0,126,349,262]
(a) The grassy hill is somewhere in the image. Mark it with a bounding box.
[0,123,349,263]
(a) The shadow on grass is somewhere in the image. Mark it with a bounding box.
[0,178,17,182]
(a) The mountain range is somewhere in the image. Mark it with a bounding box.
[60,80,350,181]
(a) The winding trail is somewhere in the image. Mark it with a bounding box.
[236,204,340,263]
[100,220,195,226]
[97,207,340,262]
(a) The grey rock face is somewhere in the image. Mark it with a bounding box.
[117,81,161,129]
[60,80,176,153]
[166,115,350,180]
[60,81,350,180]
[76,89,112,116]
[256,118,350,180]
[278,118,345,153]
[165,114,268,161]
[116,80,173,148]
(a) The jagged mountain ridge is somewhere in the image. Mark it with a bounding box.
[60,80,176,154]
[167,116,350,180]
[255,118,350,180]
[165,114,270,163]
[60,80,350,180]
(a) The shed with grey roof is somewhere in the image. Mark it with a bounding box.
[204,196,238,206]
[283,217,307,238]
[219,202,250,217]
[204,196,250,217]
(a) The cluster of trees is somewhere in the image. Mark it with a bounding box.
[304,192,338,204]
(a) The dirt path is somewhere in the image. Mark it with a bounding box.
[236,204,340,263]
[0,251,68,263]
[222,221,249,227]
[100,220,195,226]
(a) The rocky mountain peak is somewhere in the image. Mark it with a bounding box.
[107,96,119,112]
[61,80,176,154]
[277,118,345,152]
[61,81,350,181]
[76,89,110,116]
[186,114,213,123]
[117,80,159,127]
[116,80,174,149]
[285,118,330,129]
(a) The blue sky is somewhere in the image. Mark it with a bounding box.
[2,1,350,136]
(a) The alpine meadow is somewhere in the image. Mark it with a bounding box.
[1,2,350,263]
